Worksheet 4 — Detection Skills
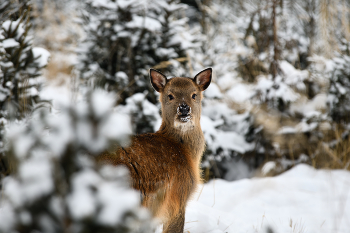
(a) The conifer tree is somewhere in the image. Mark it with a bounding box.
[0,90,154,233]
[0,0,50,178]
[328,41,350,123]
[77,0,200,133]
[77,0,196,92]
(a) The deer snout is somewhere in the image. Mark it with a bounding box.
[178,103,191,116]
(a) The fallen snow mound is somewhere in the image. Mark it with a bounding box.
[186,164,350,233]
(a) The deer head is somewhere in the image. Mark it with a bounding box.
[149,68,212,132]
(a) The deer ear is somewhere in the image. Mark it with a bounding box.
[150,69,167,92]
[194,68,212,91]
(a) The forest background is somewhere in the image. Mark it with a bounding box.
[0,0,350,232]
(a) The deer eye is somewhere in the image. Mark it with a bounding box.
[192,94,197,100]
[168,94,174,100]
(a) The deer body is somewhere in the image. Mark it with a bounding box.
[99,68,212,232]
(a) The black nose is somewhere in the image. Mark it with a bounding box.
[179,103,190,115]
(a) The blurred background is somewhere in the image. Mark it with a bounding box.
[1,0,350,232]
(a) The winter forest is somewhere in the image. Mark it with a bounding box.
[0,0,350,232]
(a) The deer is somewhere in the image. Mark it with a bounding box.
[98,68,212,232]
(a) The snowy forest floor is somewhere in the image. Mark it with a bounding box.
[182,164,350,233]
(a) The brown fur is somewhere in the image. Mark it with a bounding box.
[98,68,212,232]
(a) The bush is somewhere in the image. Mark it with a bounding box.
[0,89,155,233]
[0,0,50,180]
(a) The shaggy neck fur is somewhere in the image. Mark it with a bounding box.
[158,119,205,166]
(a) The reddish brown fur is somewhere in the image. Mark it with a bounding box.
[99,68,212,232]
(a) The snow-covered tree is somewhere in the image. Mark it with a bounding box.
[327,41,350,123]
[177,0,346,178]
[0,18,50,117]
[0,89,154,233]
[0,0,31,22]
[0,1,50,179]
[77,0,200,106]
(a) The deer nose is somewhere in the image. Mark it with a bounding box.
[179,103,190,115]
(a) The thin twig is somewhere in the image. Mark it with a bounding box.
[152,57,188,70]
[196,184,205,201]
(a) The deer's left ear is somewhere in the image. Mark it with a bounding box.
[150,68,167,92]
[194,68,212,91]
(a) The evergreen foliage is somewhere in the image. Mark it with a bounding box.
[77,0,200,106]
[2,0,350,186]
[0,0,31,22]
[181,0,349,178]
[0,90,154,233]
[328,40,350,123]
[0,18,48,118]
[0,0,49,178]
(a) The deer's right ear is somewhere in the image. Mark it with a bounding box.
[194,67,212,91]
[150,69,167,92]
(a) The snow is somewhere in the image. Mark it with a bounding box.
[2,177,23,207]
[205,82,223,99]
[19,157,53,201]
[255,75,300,103]
[156,48,177,58]
[0,91,7,101]
[115,71,128,84]
[91,90,116,118]
[116,92,162,132]
[32,47,51,67]
[39,84,71,108]
[278,122,318,134]
[3,156,54,207]
[261,161,277,175]
[201,114,253,156]
[97,181,140,225]
[27,86,39,96]
[200,98,253,160]
[227,83,254,103]
[0,61,13,68]
[278,126,297,134]
[116,0,136,9]
[67,166,143,225]
[126,16,162,31]
[91,0,117,9]
[214,131,254,154]
[185,164,350,233]
[0,202,15,232]
[2,19,24,37]
[279,60,308,91]
[101,112,133,145]
[43,113,74,156]
[68,169,100,219]
[290,94,327,116]
[8,127,35,159]
[2,38,19,48]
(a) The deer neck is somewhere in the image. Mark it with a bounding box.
[158,120,205,165]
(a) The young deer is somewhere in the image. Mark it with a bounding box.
[99,68,212,232]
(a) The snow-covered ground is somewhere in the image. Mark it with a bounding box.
[185,164,350,233]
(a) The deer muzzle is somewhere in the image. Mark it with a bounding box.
[177,103,192,122]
